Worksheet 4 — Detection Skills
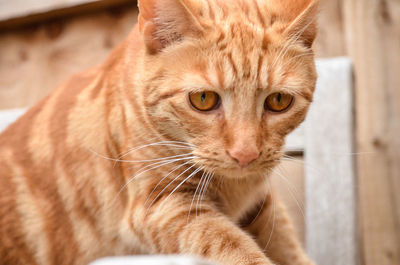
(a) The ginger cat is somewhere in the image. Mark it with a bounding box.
[0,0,318,264]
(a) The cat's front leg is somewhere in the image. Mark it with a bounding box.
[242,193,315,265]
[129,194,275,265]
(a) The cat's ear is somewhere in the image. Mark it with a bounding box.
[284,0,319,48]
[138,0,202,54]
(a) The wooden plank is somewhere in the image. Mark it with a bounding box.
[0,0,135,30]
[313,0,346,58]
[0,6,138,110]
[305,57,357,265]
[343,1,400,264]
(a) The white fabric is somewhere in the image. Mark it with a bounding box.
[0,108,26,132]
[89,256,214,265]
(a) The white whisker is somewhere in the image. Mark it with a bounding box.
[272,167,305,219]
[197,170,214,216]
[264,177,276,251]
[162,166,204,206]
[188,170,207,222]
[118,141,195,159]
[195,171,210,217]
[111,156,195,206]
[145,160,194,207]
[148,163,198,209]
[249,180,270,225]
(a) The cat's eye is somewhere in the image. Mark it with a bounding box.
[189,91,220,111]
[264,92,293,112]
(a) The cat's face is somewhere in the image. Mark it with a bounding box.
[139,0,318,178]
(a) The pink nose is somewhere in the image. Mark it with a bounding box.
[228,149,260,167]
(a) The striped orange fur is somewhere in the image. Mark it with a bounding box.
[0,0,319,264]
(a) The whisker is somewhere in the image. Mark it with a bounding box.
[111,156,195,205]
[264,177,276,251]
[196,171,211,217]
[279,156,329,179]
[131,155,194,177]
[272,166,305,220]
[118,141,195,160]
[145,160,194,207]
[94,151,194,164]
[188,170,207,222]
[162,166,204,207]
[125,153,195,164]
[249,179,270,225]
[276,165,305,210]
[148,163,198,209]
[276,150,374,157]
[198,170,214,216]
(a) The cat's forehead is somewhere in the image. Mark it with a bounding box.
[158,0,315,95]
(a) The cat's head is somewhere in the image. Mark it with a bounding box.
[137,0,318,178]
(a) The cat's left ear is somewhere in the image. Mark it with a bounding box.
[284,0,319,48]
[137,0,203,54]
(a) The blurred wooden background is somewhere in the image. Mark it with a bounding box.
[0,1,399,265]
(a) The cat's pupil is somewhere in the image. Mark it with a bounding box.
[201,92,206,102]
[277,93,282,102]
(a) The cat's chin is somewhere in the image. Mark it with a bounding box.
[215,167,265,180]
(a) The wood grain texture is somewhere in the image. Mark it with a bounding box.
[0,0,134,30]
[343,1,400,264]
[305,57,357,265]
[0,6,137,110]
[314,0,346,58]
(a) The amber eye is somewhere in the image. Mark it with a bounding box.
[189,91,220,111]
[264,92,293,112]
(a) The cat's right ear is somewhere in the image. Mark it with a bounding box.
[138,0,203,54]
[283,0,319,48]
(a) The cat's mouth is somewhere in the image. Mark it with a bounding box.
[201,159,278,179]
[191,150,281,179]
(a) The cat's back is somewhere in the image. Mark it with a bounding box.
[0,68,103,265]
[0,25,144,264]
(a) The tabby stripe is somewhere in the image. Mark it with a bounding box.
[257,55,265,86]
[55,161,102,258]
[144,88,183,108]
[216,31,225,46]
[7,97,81,265]
[129,200,154,252]
[227,52,238,76]
[10,158,51,265]
[204,0,215,20]
[239,0,251,21]
[89,69,105,100]
[252,0,265,27]
[0,161,38,265]
[215,61,225,88]
[15,152,80,265]
[47,72,99,264]
[261,34,270,51]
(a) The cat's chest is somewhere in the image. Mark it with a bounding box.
[218,177,269,221]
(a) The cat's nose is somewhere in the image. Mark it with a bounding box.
[228,148,260,167]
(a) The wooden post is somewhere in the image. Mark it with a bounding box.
[305,57,357,265]
[343,0,400,264]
